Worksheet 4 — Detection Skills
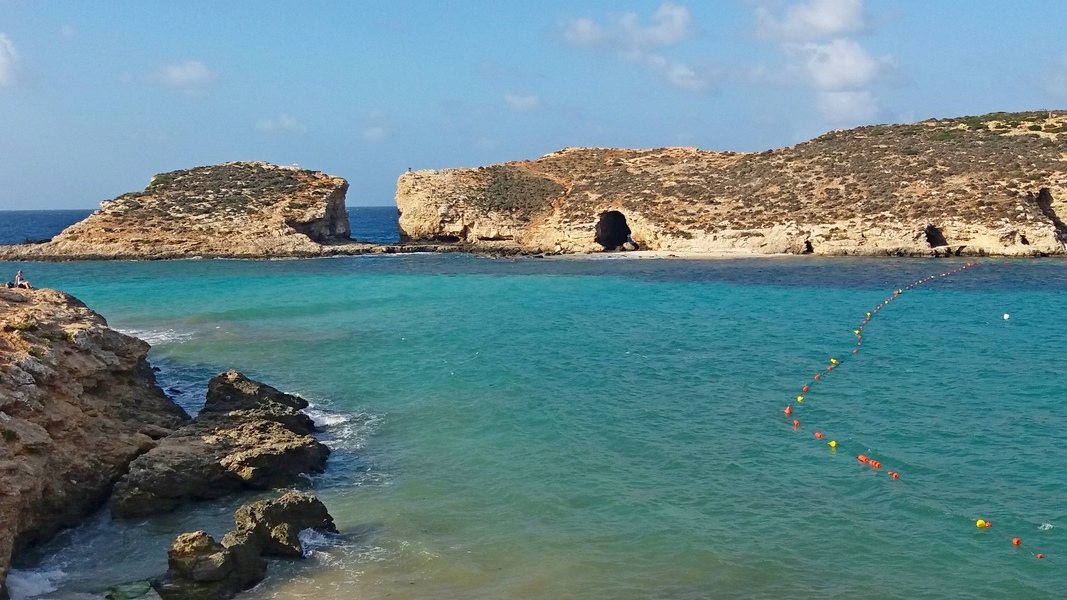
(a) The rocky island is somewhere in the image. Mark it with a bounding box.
[1,162,358,260]
[397,111,1067,256]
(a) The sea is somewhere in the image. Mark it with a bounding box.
[0,209,1065,599]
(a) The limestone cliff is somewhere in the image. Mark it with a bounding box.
[396,111,1067,256]
[0,288,189,594]
[2,162,352,260]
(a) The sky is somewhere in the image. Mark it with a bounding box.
[1,1,1066,209]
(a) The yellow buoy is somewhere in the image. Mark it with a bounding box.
[828,440,837,448]
[976,519,986,529]
[796,395,804,402]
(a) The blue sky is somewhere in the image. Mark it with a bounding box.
[1,1,1066,209]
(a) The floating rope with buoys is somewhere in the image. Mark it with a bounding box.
[782,261,1054,562]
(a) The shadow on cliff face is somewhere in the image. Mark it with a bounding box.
[1030,188,1067,242]
[924,224,948,248]
[595,211,634,250]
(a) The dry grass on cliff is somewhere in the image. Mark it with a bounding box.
[492,111,1067,236]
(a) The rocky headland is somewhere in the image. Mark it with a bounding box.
[396,111,1067,256]
[0,289,334,597]
[0,287,188,593]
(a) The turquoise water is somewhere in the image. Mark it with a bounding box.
[3,255,1066,599]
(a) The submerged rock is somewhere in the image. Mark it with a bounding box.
[109,371,329,518]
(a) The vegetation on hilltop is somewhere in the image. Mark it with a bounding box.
[485,111,1067,239]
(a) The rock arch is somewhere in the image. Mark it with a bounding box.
[595,211,632,249]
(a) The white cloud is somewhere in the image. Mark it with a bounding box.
[362,111,389,143]
[256,114,307,135]
[0,33,18,86]
[563,1,693,51]
[816,89,878,123]
[755,0,866,42]
[504,92,544,113]
[793,37,892,91]
[1041,54,1067,100]
[155,60,218,90]
[562,2,714,93]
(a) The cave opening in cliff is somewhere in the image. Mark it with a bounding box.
[924,225,948,248]
[803,240,814,254]
[595,211,632,250]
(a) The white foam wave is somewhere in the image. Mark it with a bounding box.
[1039,522,1054,531]
[305,405,381,452]
[5,568,66,600]
[299,528,338,557]
[117,327,195,345]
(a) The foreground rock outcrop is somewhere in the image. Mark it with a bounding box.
[155,492,337,600]
[0,288,189,595]
[1,162,353,260]
[396,111,1067,256]
[109,370,330,518]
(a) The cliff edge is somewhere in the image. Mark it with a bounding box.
[396,111,1067,256]
[0,288,189,595]
[1,162,352,260]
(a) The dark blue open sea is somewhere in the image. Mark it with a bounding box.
[0,206,400,247]
[1,211,1065,599]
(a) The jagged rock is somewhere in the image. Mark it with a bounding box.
[153,531,265,600]
[233,491,338,557]
[153,493,335,600]
[109,372,329,518]
[395,111,1067,257]
[0,288,189,596]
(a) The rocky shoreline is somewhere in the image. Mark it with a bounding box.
[0,288,341,599]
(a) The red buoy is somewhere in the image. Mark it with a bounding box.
[784,405,792,415]
[802,385,809,392]
[792,419,800,427]
[814,432,823,439]
[1012,538,1021,546]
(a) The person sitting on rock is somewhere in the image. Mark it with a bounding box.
[14,270,32,289]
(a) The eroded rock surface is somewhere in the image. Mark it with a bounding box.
[109,371,329,518]
[0,162,352,260]
[0,288,189,595]
[396,111,1067,257]
[154,492,336,600]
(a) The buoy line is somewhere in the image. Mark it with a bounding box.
[782,261,1054,562]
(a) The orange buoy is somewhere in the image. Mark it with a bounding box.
[857,454,868,463]
[870,461,881,469]
[1012,538,1021,546]
[792,419,800,427]
[1037,554,1044,559]
[890,472,900,479]
[802,385,809,392]
[814,374,821,380]
[784,405,792,415]
[814,432,823,439]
